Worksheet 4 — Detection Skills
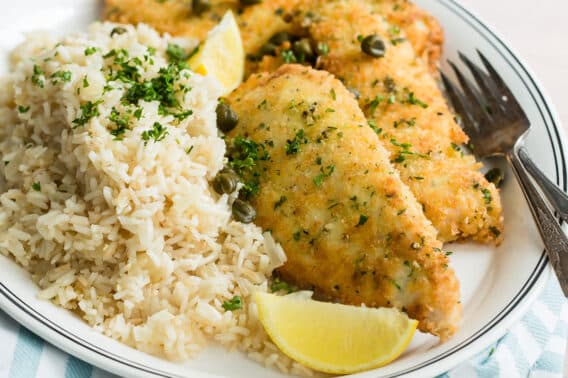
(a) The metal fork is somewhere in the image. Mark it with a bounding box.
[440,50,568,297]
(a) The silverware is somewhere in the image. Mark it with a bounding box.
[440,50,568,297]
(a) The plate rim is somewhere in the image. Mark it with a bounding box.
[0,0,564,377]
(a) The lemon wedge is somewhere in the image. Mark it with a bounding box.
[189,11,244,95]
[255,292,418,374]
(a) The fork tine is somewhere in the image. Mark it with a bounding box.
[477,50,528,120]
[458,52,504,117]
[448,60,493,125]
[439,70,479,139]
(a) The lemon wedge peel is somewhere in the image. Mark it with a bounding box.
[188,11,244,95]
[255,292,418,374]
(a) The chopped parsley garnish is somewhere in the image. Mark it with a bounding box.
[108,107,129,140]
[274,195,287,209]
[404,91,428,108]
[72,100,103,128]
[357,214,369,226]
[110,127,127,140]
[388,26,401,35]
[481,188,492,204]
[165,43,195,69]
[166,44,186,60]
[104,49,142,83]
[82,75,90,88]
[50,70,72,84]
[227,136,270,198]
[141,122,168,145]
[222,296,242,311]
[390,37,406,46]
[390,138,429,163]
[133,108,143,120]
[228,137,269,172]
[313,165,335,186]
[369,119,382,134]
[330,88,337,100]
[122,64,183,113]
[285,129,307,155]
[391,139,412,149]
[368,95,384,115]
[31,182,41,191]
[393,117,416,128]
[281,49,297,64]
[270,278,293,293]
[18,105,30,114]
[173,109,193,121]
[31,65,45,88]
[317,42,329,56]
[84,47,98,56]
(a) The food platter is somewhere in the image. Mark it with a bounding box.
[0,0,563,377]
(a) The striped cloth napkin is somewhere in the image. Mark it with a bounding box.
[0,279,565,378]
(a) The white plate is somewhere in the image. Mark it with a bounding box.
[0,0,564,377]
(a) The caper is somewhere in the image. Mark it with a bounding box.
[268,32,292,46]
[192,0,211,15]
[232,199,256,223]
[213,172,239,194]
[216,102,239,133]
[485,168,505,188]
[240,0,262,5]
[292,38,314,61]
[347,87,361,100]
[259,43,278,57]
[361,34,386,58]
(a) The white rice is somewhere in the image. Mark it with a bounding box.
[0,22,312,376]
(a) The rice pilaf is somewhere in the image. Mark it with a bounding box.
[0,22,311,376]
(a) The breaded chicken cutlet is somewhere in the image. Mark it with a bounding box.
[252,0,504,243]
[103,0,444,72]
[226,65,462,339]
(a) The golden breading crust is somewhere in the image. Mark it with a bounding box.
[102,0,443,71]
[227,65,462,339]
[368,0,444,70]
[291,0,504,243]
[103,0,236,41]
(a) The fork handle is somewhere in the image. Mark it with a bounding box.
[517,146,568,221]
[508,150,568,297]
